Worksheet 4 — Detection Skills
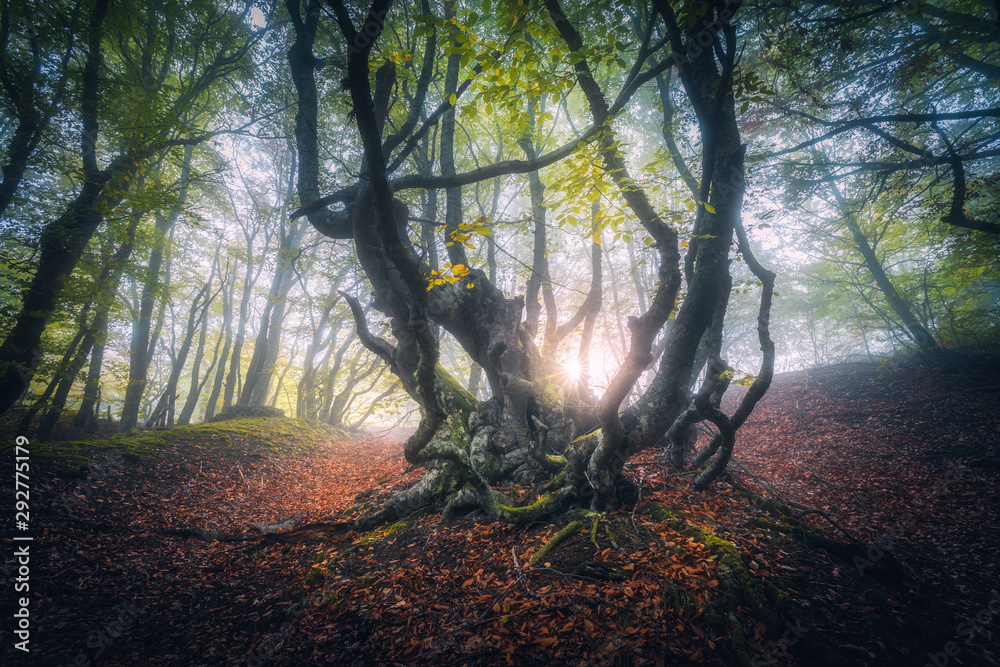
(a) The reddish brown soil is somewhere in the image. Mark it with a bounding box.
[2,352,998,666]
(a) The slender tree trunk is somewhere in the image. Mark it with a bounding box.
[297,290,340,419]
[35,320,98,441]
[176,243,221,425]
[223,229,262,409]
[73,333,106,434]
[145,283,211,427]
[118,146,193,432]
[627,239,648,315]
[203,261,234,421]
[240,221,304,407]
[604,245,629,356]
[268,344,297,408]
[15,304,92,436]
[318,330,358,423]
[519,107,562,359]
[349,382,397,430]
[328,357,380,426]
[578,210,604,388]
[843,212,937,351]
[339,364,387,421]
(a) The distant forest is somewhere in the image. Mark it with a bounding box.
[1,0,997,510]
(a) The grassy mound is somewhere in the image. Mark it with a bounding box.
[15,417,352,468]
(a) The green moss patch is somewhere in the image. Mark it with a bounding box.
[27,417,352,466]
[643,502,851,667]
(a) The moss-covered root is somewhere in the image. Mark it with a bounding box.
[530,520,587,565]
[643,503,850,667]
[354,464,461,531]
[739,487,905,585]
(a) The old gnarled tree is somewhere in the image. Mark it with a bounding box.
[285,0,775,530]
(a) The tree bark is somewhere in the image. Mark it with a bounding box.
[288,0,766,529]
[72,330,106,435]
[239,219,305,407]
[828,181,938,351]
[176,241,221,425]
[145,283,213,428]
[296,286,340,419]
[1,0,251,417]
[118,147,194,432]
[203,257,234,421]
[34,320,98,442]
[0,1,76,218]
[0,0,113,415]
[15,303,92,436]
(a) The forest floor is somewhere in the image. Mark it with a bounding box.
[2,351,1000,666]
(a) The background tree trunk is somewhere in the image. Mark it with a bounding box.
[176,242,222,425]
[118,147,193,432]
[145,283,212,427]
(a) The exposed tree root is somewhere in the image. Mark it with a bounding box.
[355,462,463,530]
[588,511,601,548]
[643,502,851,667]
[157,520,351,544]
[158,527,253,542]
[528,509,619,566]
[530,519,587,565]
[729,477,905,584]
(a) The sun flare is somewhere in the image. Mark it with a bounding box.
[563,358,582,383]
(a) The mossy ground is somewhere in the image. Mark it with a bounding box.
[6,417,351,470]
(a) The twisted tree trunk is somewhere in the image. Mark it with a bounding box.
[288,0,770,530]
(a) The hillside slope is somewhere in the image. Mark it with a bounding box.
[2,354,998,666]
